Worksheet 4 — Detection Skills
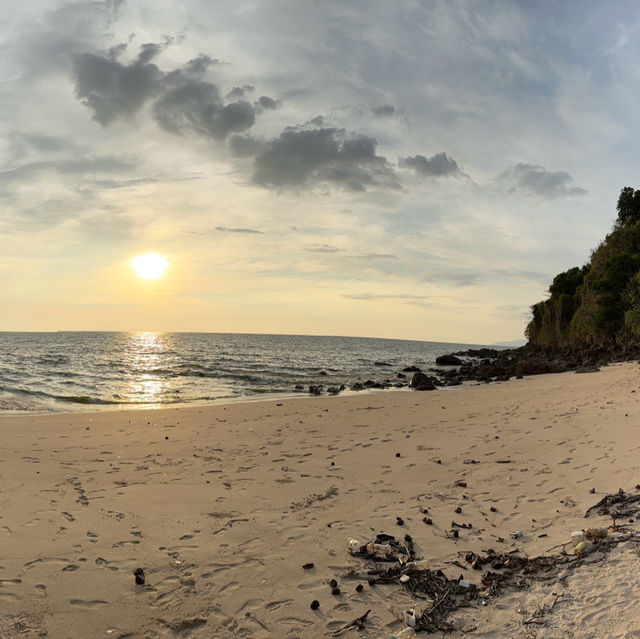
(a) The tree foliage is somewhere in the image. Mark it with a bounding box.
[526,187,640,347]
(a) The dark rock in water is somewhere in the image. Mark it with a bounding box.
[393,382,405,388]
[294,384,304,390]
[403,365,422,372]
[309,385,323,395]
[436,354,463,366]
[454,348,500,358]
[327,386,341,395]
[576,365,600,373]
[409,372,436,391]
[319,370,328,376]
[374,361,392,366]
[351,382,365,391]
[339,384,346,391]
[396,372,406,379]
[363,379,377,388]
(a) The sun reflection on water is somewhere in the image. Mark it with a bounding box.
[123,332,172,406]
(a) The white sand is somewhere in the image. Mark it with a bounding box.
[2,362,640,638]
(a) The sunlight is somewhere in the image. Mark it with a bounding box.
[131,253,169,280]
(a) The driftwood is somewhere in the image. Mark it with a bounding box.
[331,609,371,636]
[585,487,640,520]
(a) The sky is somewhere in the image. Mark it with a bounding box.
[2,0,639,343]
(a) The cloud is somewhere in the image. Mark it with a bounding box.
[372,104,395,117]
[498,163,587,198]
[215,226,262,234]
[305,244,344,253]
[0,155,140,186]
[256,95,280,110]
[72,44,255,139]
[400,152,462,178]
[342,293,430,306]
[227,134,263,158]
[349,253,398,260]
[252,126,400,192]
[154,81,256,140]
[72,50,163,125]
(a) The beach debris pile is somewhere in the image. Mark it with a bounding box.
[585,486,640,522]
[344,488,640,634]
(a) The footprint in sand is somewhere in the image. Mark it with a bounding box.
[70,599,109,608]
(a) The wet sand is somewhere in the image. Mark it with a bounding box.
[2,362,640,638]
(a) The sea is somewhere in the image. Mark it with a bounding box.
[0,332,490,413]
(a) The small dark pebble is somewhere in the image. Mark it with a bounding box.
[331,587,341,595]
[356,584,364,592]
[368,578,376,586]
[452,530,459,538]
[302,563,314,570]
[329,579,338,588]
[164,436,169,440]
[331,461,335,466]
[133,567,145,585]
[423,517,433,525]
[455,507,462,514]
[490,506,497,512]
[436,459,442,464]
[396,517,404,526]
[310,600,320,610]
[590,488,596,494]
[538,533,548,538]
[395,452,401,458]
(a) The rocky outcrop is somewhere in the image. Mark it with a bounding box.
[409,372,437,391]
[435,354,463,366]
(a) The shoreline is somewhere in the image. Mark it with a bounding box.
[2,363,640,637]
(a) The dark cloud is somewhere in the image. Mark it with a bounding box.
[183,54,218,75]
[400,152,462,178]
[226,85,254,100]
[227,134,263,158]
[154,80,256,140]
[252,126,400,192]
[73,52,163,125]
[372,104,395,117]
[215,226,262,234]
[256,95,280,110]
[498,163,587,198]
[72,43,259,140]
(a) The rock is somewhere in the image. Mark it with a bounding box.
[576,365,600,373]
[133,567,145,585]
[351,382,364,391]
[396,372,406,379]
[294,384,304,390]
[409,372,436,391]
[327,386,341,395]
[454,348,500,358]
[435,354,463,366]
[308,385,323,395]
[402,365,422,372]
[319,370,328,376]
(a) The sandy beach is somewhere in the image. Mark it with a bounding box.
[2,363,640,638]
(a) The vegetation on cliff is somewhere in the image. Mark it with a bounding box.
[526,187,640,347]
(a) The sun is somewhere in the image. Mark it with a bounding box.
[131,253,169,280]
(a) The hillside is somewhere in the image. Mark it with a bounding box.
[526,187,640,349]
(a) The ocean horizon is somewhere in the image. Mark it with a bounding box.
[0,331,493,413]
